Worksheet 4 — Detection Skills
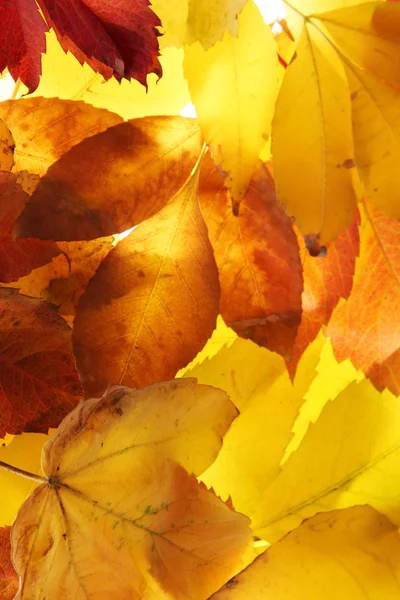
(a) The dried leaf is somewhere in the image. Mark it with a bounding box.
[0,238,60,284]
[12,381,251,599]
[272,23,358,244]
[0,527,18,600]
[184,1,278,207]
[16,117,202,241]
[328,200,400,395]
[0,97,122,176]
[73,167,220,395]
[0,289,83,436]
[212,506,400,599]
[0,120,14,172]
[199,155,303,357]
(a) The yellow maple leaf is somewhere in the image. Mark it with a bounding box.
[11,380,252,599]
[212,506,400,599]
[184,1,278,207]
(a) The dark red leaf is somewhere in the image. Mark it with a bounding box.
[0,238,60,283]
[0,527,18,600]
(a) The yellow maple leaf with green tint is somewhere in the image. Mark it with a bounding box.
[11,379,252,600]
[186,333,324,519]
[212,506,400,599]
[184,0,278,207]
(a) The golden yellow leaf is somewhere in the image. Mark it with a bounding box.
[0,97,122,176]
[12,381,251,599]
[272,23,358,245]
[22,31,190,120]
[212,506,400,599]
[184,1,278,207]
[0,433,50,527]
[0,119,14,172]
[185,334,324,518]
[151,0,247,49]
[318,2,400,88]
[250,375,400,543]
[344,61,400,220]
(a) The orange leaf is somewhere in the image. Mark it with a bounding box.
[288,210,360,376]
[15,116,202,241]
[0,527,17,600]
[328,199,400,394]
[73,167,220,395]
[0,289,83,436]
[199,155,303,357]
[0,97,122,175]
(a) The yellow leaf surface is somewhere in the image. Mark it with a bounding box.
[22,31,191,120]
[344,61,400,220]
[185,334,324,518]
[151,0,248,49]
[0,119,14,172]
[0,98,122,176]
[251,376,400,543]
[12,381,251,600]
[272,23,358,244]
[184,1,278,206]
[0,433,50,527]
[212,506,400,599]
[72,164,220,396]
[318,2,400,88]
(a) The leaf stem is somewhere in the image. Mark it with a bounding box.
[9,78,21,100]
[0,460,47,484]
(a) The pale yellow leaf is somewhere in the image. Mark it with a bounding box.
[184,1,278,206]
[272,23,358,244]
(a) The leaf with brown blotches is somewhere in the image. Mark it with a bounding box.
[0,289,83,436]
[12,380,251,599]
[73,165,220,395]
[0,527,18,600]
[199,155,303,358]
[0,97,122,176]
[0,119,14,172]
[15,116,202,241]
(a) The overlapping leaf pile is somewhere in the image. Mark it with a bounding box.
[0,0,400,598]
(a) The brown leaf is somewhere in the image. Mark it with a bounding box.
[0,289,83,436]
[15,116,203,241]
[73,168,220,395]
[0,238,60,284]
[0,527,18,600]
[199,156,302,357]
[0,97,122,176]
[0,172,29,236]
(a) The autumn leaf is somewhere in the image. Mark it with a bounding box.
[0,120,14,172]
[151,0,248,49]
[12,381,252,599]
[15,116,202,241]
[0,97,122,175]
[328,199,400,395]
[0,289,83,436]
[0,0,47,92]
[184,0,278,208]
[0,527,18,600]
[212,506,400,599]
[287,210,360,375]
[199,155,303,357]
[272,22,358,245]
[72,162,220,395]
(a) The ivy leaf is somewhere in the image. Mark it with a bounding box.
[212,507,400,599]
[328,200,400,395]
[199,155,303,358]
[184,1,278,209]
[0,527,18,600]
[15,117,202,241]
[0,289,83,436]
[0,97,122,176]
[12,381,251,599]
[73,166,220,395]
[272,23,358,245]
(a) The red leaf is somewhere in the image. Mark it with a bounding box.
[287,210,360,376]
[0,289,83,436]
[199,156,303,358]
[0,0,47,92]
[37,0,162,87]
[0,238,60,283]
[0,527,18,600]
[328,200,400,394]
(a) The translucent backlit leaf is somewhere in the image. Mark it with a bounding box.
[184,1,278,207]
[12,381,251,599]
[0,527,18,599]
